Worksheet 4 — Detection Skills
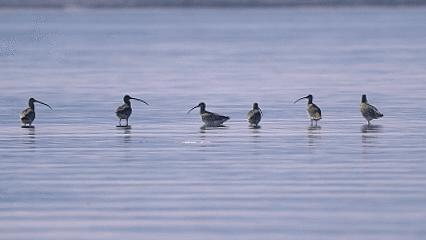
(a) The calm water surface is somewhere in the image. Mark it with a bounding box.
[0,7,426,240]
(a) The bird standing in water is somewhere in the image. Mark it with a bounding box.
[187,102,229,127]
[20,98,52,128]
[116,95,149,127]
[360,94,383,125]
[247,102,262,127]
[294,94,322,127]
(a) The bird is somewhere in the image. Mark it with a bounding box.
[116,95,149,127]
[187,102,229,127]
[20,98,52,128]
[294,94,322,127]
[360,94,383,125]
[247,102,262,127]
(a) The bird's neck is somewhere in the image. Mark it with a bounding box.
[124,100,131,106]
[200,107,206,114]
[307,99,313,104]
[29,102,35,110]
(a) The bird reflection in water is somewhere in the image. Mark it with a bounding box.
[116,126,132,144]
[199,125,229,131]
[361,124,383,133]
[307,125,322,148]
[22,127,36,147]
[361,124,383,155]
[123,128,132,143]
[197,124,229,149]
[249,125,262,142]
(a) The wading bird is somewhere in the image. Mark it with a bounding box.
[360,94,383,125]
[187,102,229,127]
[294,94,322,127]
[247,102,262,127]
[116,95,149,127]
[20,98,52,128]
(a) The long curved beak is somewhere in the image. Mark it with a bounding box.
[294,96,307,104]
[35,99,53,110]
[187,105,199,114]
[130,97,149,105]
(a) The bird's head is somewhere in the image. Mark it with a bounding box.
[294,94,313,104]
[187,102,206,114]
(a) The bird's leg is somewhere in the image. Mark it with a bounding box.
[315,120,318,127]
[118,119,122,127]
[125,118,129,127]
[310,120,313,127]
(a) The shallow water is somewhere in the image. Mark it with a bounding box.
[1,7,426,240]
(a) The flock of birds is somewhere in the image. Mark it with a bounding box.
[20,94,383,128]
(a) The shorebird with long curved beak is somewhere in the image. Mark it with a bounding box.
[360,94,383,125]
[294,94,322,127]
[20,97,52,128]
[187,102,229,127]
[116,95,149,127]
[247,102,262,127]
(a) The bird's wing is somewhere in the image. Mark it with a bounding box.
[20,108,32,119]
[116,104,129,114]
[247,109,254,118]
[310,104,322,119]
[367,104,383,118]
[314,104,321,116]
[248,110,261,122]
[204,111,229,121]
[369,104,380,113]
[215,113,230,121]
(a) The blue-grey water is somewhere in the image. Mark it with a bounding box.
[1,7,426,240]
